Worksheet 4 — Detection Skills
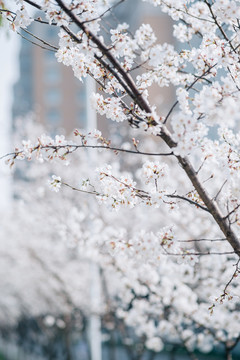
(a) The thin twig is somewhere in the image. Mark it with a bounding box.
[167,194,209,212]
[21,27,59,50]
[0,143,173,161]
[222,258,240,296]
[164,250,235,256]
[213,180,228,201]
[17,30,56,51]
[177,238,226,243]
[82,0,125,24]
[163,65,215,124]
[224,203,240,220]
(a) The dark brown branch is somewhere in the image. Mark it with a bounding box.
[167,194,209,212]
[0,8,16,15]
[23,0,41,10]
[224,203,240,220]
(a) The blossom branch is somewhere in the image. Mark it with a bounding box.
[55,0,152,112]
[0,142,173,162]
[5,0,240,257]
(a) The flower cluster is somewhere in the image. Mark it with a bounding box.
[90,93,127,122]
[48,175,62,192]
[4,0,240,355]
[11,6,33,30]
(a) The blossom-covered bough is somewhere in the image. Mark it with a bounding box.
[2,0,240,358]
[1,118,239,359]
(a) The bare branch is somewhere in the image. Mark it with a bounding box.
[21,27,59,50]
[224,203,240,220]
[177,238,226,243]
[16,30,56,52]
[163,250,235,256]
[167,194,209,212]
[212,180,228,201]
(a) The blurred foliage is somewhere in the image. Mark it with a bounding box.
[0,1,5,28]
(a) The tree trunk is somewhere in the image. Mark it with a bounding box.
[226,348,232,360]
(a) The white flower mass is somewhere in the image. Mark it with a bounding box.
[2,0,240,358]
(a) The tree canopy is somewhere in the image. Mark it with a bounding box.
[1,1,240,359]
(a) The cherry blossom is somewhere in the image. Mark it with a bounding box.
[2,0,240,357]
[48,175,62,192]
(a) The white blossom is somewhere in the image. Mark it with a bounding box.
[48,175,62,192]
